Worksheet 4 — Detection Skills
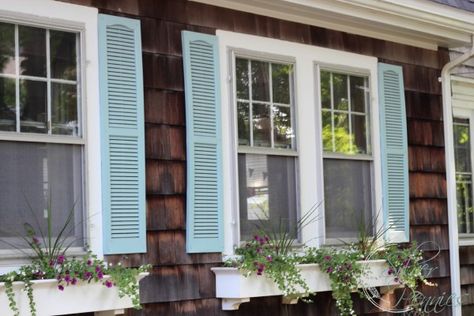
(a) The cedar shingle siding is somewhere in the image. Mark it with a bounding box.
[60,0,454,314]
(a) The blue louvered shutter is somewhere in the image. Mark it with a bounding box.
[99,14,146,254]
[182,31,223,253]
[378,63,409,243]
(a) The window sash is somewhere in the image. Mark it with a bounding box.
[235,56,296,152]
[0,23,81,141]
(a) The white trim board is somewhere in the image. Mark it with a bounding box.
[192,0,474,50]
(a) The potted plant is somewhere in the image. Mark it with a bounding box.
[0,203,150,316]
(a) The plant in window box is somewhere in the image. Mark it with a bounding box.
[301,246,365,316]
[0,203,151,316]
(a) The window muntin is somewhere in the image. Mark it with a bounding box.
[236,57,295,150]
[235,57,297,241]
[0,22,83,250]
[321,71,370,155]
[320,70,374,240]
[0,22,79,136]
[453,117,474,235]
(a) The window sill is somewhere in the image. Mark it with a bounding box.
[0,272,148,316]
[211,260,398,310]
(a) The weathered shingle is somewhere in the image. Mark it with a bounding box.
[430,0,474,12]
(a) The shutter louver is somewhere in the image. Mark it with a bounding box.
[378,63,410,243]
[182,31,223,253]
[99,14,146,254]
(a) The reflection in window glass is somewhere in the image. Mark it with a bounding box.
[50,30,77,81]
[321,71,370,155]
[0,23,15,75]
[20,80,47,133]
[454,118,474,234]
[0,77,16,131]
[0,22,79,136]
[253,103,271,147]
[235,57,294,149]
[19,26,47,77]
[238,154,297,241]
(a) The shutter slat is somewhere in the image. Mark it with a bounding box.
[182,31,223,253]
[99,14,146,254]
[378,63,409,243]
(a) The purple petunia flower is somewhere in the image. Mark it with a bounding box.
[266,255,272,262]
[95,265,101,273]
[58,285,64,291]
[324,256,331,261]
[32,237,40,245]
[327,267,333,273]
[87,259,92,266]
[64,275,71,283]
[105,280,113,288]
[98,271,104,279]
[57,255,65,265]
[71,278,77,285]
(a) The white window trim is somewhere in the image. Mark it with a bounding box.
[0,0,101,272]
[217,30,382,255]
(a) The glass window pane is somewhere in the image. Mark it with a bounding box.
[20,79,47,133]
[237,101,250,146]
[236,58,249,100]
[350,76,367,113]
[272,63,291,104]
[352,114,369,154]
[52,83,78,136]
[457,174,474,234]
[320,71,331,109]
[0,77,16,131]
[0,141,84,249]
[324,159,373,239]
[322,110,332,152]
[19,26,46,77]
[50,30,77,81]
[273,105,292,149]
[0,23,15,75]
[251,60,270,102]
[454,121,471,173]
[238,154,297,241]
[253,103,271,147]
[334,113,350,153]
[333,73,348,111]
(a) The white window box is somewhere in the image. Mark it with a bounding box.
[0,272,148,316]
[212,260,397,310]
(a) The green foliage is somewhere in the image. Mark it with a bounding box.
[230,237,432,315]
[232,233,310,298]
[0,200,151,315]
[303,247,364,316]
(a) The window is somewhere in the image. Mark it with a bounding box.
[234,57,297,241]
[0,21,84,250]
[320,71,374,240]
[217,31,383,253]
[453,117,474,235]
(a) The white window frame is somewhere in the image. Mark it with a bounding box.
[217,30,382,255]
[452,76,474,246]
[0,0,101,272]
